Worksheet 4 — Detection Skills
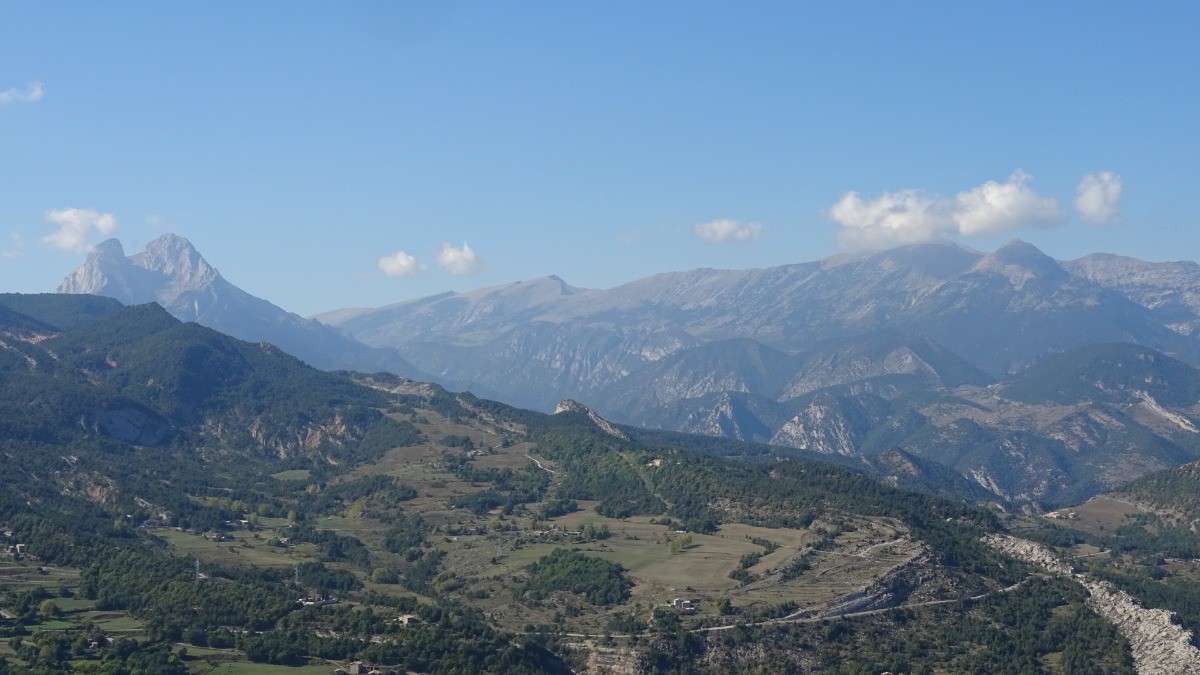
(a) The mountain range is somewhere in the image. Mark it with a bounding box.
[318,239,1200,406]
[59,235,1200,505]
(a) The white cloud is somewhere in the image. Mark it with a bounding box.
[829,171,1063,248]
[377,250,426,277]
[0,81,44,105]
[1075,171,1123,224]
[829,189,952,248]
[693,219,764,243]
[953,170,1062,235]
[436,241,480,275]
[42,208,118,252]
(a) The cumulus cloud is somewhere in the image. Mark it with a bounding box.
[829,190,950,248]
[377,250,426,277]
[436,241,480,275]
[693,219,764,243]
[42,208,118,252]
[953,171,1062,235]
[1075,171,1123,224]
[0,81,44,105]
[829,171,1064,248]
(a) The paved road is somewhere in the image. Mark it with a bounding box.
[558,578,1029,639]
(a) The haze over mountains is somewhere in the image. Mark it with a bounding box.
[59,234,1200,505]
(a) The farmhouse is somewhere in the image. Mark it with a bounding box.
[670,598,696,611]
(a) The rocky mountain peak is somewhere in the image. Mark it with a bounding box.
[132,234,220,290]
[968,239,1067,286]
[554,398,629,441]
[58,238,154,304]
[92,237,127,259]
[57,233,221,304]
[554,398,589,415]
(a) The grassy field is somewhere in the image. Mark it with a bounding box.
[0,560,79,590]
[84,611,144,632]
[197,660,338,675]
[155,528,323,569]
[27,619,74,631]
[51,596,96,612]
[1050,495,1148,537]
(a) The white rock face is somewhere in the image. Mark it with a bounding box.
[58,234,217,306]
[984,534,1200,673]
[58,238,158,304]
[770,402,859,455]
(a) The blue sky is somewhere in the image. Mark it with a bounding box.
[3,2,1199,316]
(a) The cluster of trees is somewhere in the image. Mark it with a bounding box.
[729,551,763,585]
[287,523,372,570]
[516,549,632,607]
[1106,521,1200,560]
[537,498,578,519]
[239,601,566,672]
[291,474,418,518]
[5,634,188,675]
[382,511,427,556]
[444,456,551,516]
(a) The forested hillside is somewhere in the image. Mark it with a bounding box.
[0,294,1145,672]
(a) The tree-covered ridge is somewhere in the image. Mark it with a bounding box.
[0,292,126,331]
[0,296,420,466]
[1119,459,1200,518]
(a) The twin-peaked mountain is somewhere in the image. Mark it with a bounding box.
[58,235,423,378]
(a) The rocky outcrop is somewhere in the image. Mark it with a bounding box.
[771,401,860,455]
[1082,578,1200,674]
[554,399,628,441]
[984,534,1200,673]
